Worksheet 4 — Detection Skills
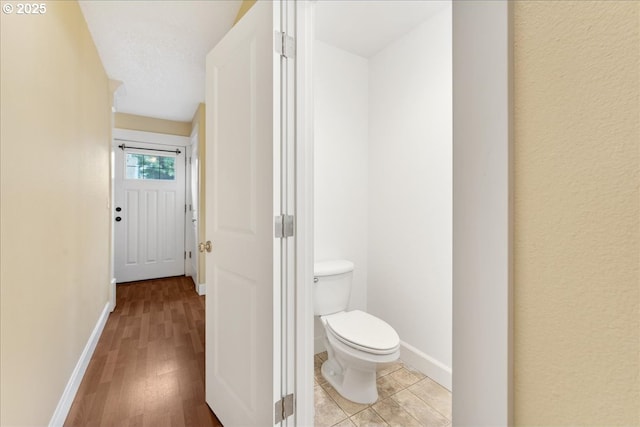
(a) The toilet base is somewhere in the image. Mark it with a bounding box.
[321,358,378,404]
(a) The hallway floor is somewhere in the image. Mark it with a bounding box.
[65,275,450,426]
[314,352,452,427]
[65,276,221,427]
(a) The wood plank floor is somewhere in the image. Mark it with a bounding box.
[65,276,222,427]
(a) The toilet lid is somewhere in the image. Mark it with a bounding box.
[325,310,399,354]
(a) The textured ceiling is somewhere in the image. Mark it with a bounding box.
[79,0,448,122]
[79,0,242,122]
[315,0,449,58]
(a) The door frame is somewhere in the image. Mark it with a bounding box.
[451,1,513,424]
[113,128,191,149]
[184,142,193,278]
[294,1,315,425]
[186,124,204,294]
[295,1,513,425]
[110,128,191,284]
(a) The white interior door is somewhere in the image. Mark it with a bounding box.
[204,1,286,425]
[114,141,186,283]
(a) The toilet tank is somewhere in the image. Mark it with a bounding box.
[313,260,354,316]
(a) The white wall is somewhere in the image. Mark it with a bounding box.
[314,41,369,350]
[313,10,453,388]
[367,7,452,387]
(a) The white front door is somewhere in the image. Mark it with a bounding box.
[204,1,289,425]
[114,141,186,283]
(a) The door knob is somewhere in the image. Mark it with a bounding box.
[199,241,212,253]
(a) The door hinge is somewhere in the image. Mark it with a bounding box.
[274,393,294,423]
[274,31,295,58]
[274,214,294,238]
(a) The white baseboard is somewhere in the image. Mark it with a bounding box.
[196,282,206,296]
[400,341,452,391]
[314,336,451,390]
[49,302,110,427]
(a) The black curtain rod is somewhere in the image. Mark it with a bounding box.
[118,143,181,155]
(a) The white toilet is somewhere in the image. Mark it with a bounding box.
[314,260,400,404]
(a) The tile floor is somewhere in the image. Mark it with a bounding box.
[314,352,451,427]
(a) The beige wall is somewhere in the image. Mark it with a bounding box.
[514,1,639,424]
[114,112,191,136]
[0,2,111,426]
[191,103,207,283]
[234,0,256,25]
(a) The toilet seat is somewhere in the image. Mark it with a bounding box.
[323,310,400,355]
